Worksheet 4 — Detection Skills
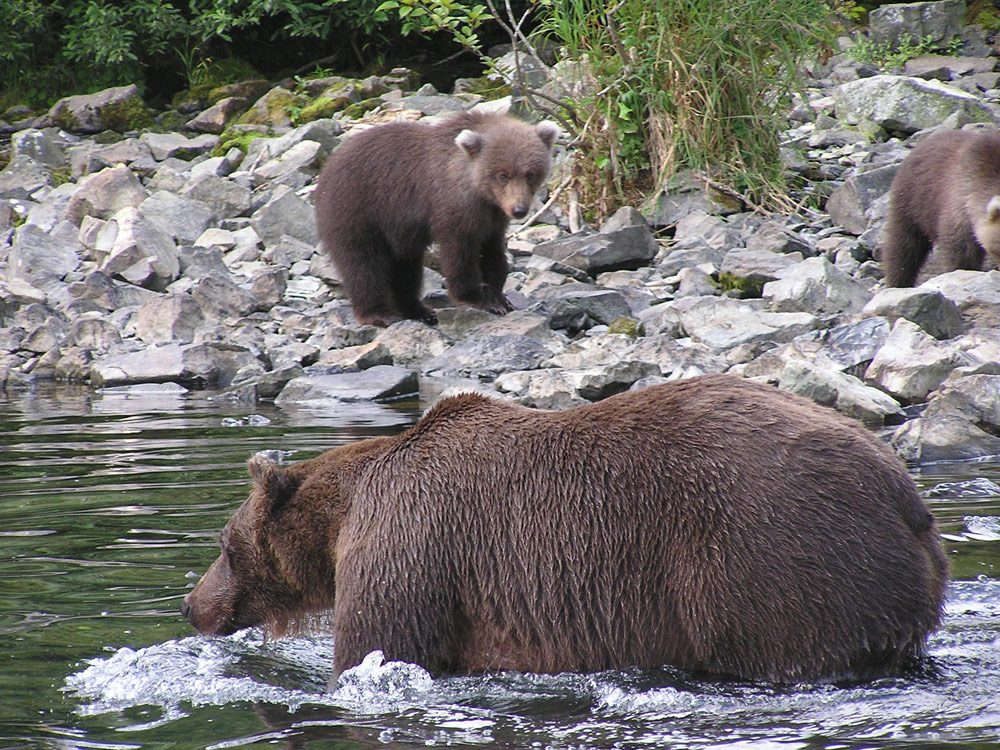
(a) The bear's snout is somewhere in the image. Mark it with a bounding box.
[510,205,529,220]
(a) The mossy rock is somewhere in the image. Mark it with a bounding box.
[213,126,269,157]
[238,87,306,129]
[606,317,645,338]
[716,271,764,298]
[157,110,188,131]
[210,80,272,106]
[99,97,155,133]
[173,83,216,112]
[297,85,361,124]
[340,97,383,120]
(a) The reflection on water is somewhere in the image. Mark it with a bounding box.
[1,383,999,749]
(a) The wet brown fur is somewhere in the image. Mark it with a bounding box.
[313,112,558,326]
[881,128,1000,287]
[183,375,948,684]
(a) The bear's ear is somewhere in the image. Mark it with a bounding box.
[987,195,1000,223]
[455,129,484,157]
[247,454,297,510]
[535,121,560,149]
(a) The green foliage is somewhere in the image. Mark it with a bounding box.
[848,33,963,69]
[0,0,396,106]
[536,0,832,213]
[374,0,489,48]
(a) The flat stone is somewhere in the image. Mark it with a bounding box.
[274,365,418,405]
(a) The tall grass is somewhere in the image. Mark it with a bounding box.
[537,0,832,214]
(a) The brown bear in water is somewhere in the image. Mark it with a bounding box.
[313,112,559,327]
[881,128,1000,287]
[181,374,947,684]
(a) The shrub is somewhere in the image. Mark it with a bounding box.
[537,0,832,214]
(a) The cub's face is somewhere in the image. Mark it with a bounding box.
[456,120,560,221]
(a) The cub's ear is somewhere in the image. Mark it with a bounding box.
[535,120,560,149]
[987,195,1000,223]
[247,454,297,510]
[455,128,484,157]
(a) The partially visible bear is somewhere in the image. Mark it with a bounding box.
[182,374,947,684]
[881,128,1000,287]
[313,112,559,326]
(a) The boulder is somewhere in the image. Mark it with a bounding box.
[66,163,149,226]
[763,256,873,315]
[274,365,418,405]
[865,318,972,402]
[833,75,1000,134]
[862,286,963,339]
[868,0,966,49]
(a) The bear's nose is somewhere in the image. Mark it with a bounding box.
[179,598,191,620]
[511,205,528,220]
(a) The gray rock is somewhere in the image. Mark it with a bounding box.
[778,359,903,427]
[763,256,873,315]
[903,54,998,80]
[542,334,640,369]
[675,266,718,297]
[629,335,729,377]
[495,361,660,407]
[189,274,258,321]
[248,266,288,311]
[253,139,324,186]
[532,225,658,274]
[718,248,805,288]
[250,187,318,247]
[8,223,82,287]
[134,294,206,344]
[316,341,393,369]
[865,318,972,402]
[66,313,122,351]
[186,96,250,134]
[138,190,216,244]
[375,320,452,365]
[868,0,965,49]
[12,128,70,167]
[833,75,1000,134]
[274,365,418,405]
[66,164,149,226]
[656,241,727,277]
[0,155,54,199]
[744,221,814,256]
[825,163,899,234]
[423,334,555,379]
[182,174,253,217]
[862,286,963,339]
[672,210,742,250]
[91,341,259,387]
[97,207,180,290]
[533,284,633,324]
[64,270,157,313]
[672,296,818,350]
[138,132,218,161]
[919,270,1000,328]
[891,413,1000,463]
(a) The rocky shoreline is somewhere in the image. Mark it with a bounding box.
[3,0,1000,464]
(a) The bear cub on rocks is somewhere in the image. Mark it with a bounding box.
[881,128,1000,287]
[313,112,559,326]
[182,375,947,685]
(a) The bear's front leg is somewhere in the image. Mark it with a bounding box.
[438,236,511,315]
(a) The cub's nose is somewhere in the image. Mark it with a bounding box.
[511,205,528,220]
[179,597,191,620]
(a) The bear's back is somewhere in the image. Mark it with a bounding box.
[340,375,946,681]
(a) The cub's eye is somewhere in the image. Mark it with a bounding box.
[525,171,537,182]
[496,172,510,184]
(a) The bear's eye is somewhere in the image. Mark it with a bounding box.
[496,172,510,184]
[525,171,537,182]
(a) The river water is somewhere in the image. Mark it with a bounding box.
[1,383,998,749]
